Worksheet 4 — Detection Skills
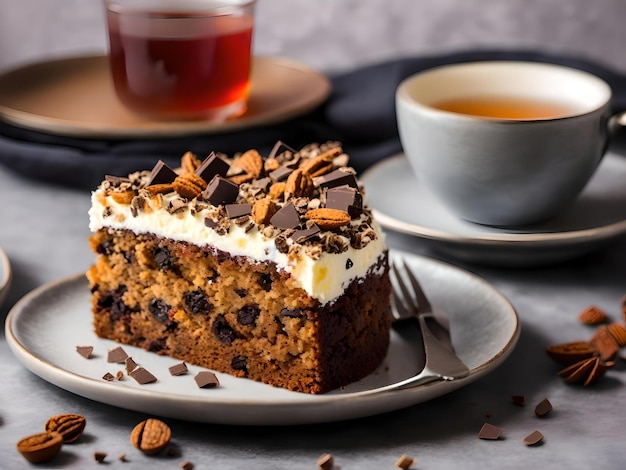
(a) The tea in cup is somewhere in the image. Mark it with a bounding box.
[104,0,256,121]
[396,61,613,226]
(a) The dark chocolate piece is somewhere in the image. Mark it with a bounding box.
[94,452,108,463]
[316,169,358,190]
[252,177,271,190]
[76,345,93,359]
[534,398,553,417]
[180,461,195,470]
[345,258,353,270]
[195,152,230,183]
[194,371,220,388]
[129,367,158,385]
[107,346,129,364]
[523,429,544,446]
[268,140,296,160]
[290,225,321,243]
[203,176,239,206]
[478,423,502,440]
[325,185,363,217]
[270,202,301,229]
[204,218,218,229]
[125,357,138,374]
[269,166,294,182]
[512,395,526,406]
[169,362,189,376]
[146,160,178,186]
[102,372,115,381]
[105,175,131,186]
[226,203,252,219]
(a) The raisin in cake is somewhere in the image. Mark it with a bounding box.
[87,141,391,394]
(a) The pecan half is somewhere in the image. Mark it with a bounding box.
[130,418,171,455]
[589,325,620,361]
[285,168,314,199]
[44,414,86,444]
[110,190,136,205]
[300,148,341,177]
[304,208,351,230]
[16,432,63,463]
[181,151,201,173]
[252,197,277,225]
[545,341,597,365]
[145,183,175,196]
[578,305,608,325]
[173,173,207,199]
[235,149,263,179]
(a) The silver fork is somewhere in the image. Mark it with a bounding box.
[386,261,470,390]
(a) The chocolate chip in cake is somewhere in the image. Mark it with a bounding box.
[184,290,214,315]
[270,202,301,229]
[148,340,165,352]
[237,305,260,326]
[98,286,131,321]
[153,246,176,272]
[280,307,305,319]
[147,160,178,186]
[212,314,238,344]
[316,169,358,190]
[96,239,114,255]
[235,288,247,298]
[107,346,129,363]
[257,273,273,292]
[149,298,172,324]
[345,258,353,270]
[169,362,189,376]
[76,345,94,359]
[204,176,239,206]
[195,152,230,183]
[130,367,158,385]
[231,355,248,372]
[194,371,220,388]
[478,423,502,440]
[226,203,252,219]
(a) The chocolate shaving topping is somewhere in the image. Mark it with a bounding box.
[146,160,178,186]
[169,362,189,376]
[316,169,358,190]
[107,346,129,364]
[195,152,230,183]
[130,367,158,385]
[204,218,218,229]
[270,202,301,229]
[76,345,93,359]
[194,371,220,388]
[105,175,131,187]
[226,203,252,219]
[204,176,239,206]
[290,225,321,243]
[269,165,294,182]
[268,140,296,160]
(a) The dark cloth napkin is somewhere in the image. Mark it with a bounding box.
[1,49,626,190]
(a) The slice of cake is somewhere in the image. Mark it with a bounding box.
[87,141,391,394]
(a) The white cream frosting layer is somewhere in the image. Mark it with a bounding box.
[89,191,387,305]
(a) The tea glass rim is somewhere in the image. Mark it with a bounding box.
[105,0,256,17]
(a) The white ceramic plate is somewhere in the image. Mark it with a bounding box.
[0,246,11,307]
[362,152,626,266]
[5,251,519,425]
[0,55,330,139]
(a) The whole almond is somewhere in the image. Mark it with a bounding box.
[545,341,597,365]
[16,431,63,463]
[589,325,620,361]
[44,414,86,444]
[130,418,171,455]
[304,208,351,230]
[607,322,626,347]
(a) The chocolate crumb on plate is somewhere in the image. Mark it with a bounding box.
[317,453,334,470]
[180,461,195,470]
[512,395,526,406]
[169,362,189,376]
[102,372,115,381]
[94,451,107,463]
[478,423,502,440]
[76,345,93,359]
[523,429,544,446]
[194,371,220,388]
[107,346,129,363]
[115,370,124,380]
[118,453,127,462]
[534,398,553,417]
[129,367,158,385]
[395,453,415,469]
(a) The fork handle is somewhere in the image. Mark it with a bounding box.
[418,314,470,380]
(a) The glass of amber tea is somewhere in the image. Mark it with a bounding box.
[104,0,255,121]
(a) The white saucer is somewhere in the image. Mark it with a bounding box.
[0,246,11,307]
[361,151,626,266]
[5,250,519,425]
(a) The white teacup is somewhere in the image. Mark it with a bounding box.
[396,61,613,227]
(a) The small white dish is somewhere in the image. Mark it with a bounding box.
[5,251,519,425]
[0,246,11,307]
[361,151,626,266]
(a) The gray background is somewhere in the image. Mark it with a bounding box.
[1,0,626,74]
